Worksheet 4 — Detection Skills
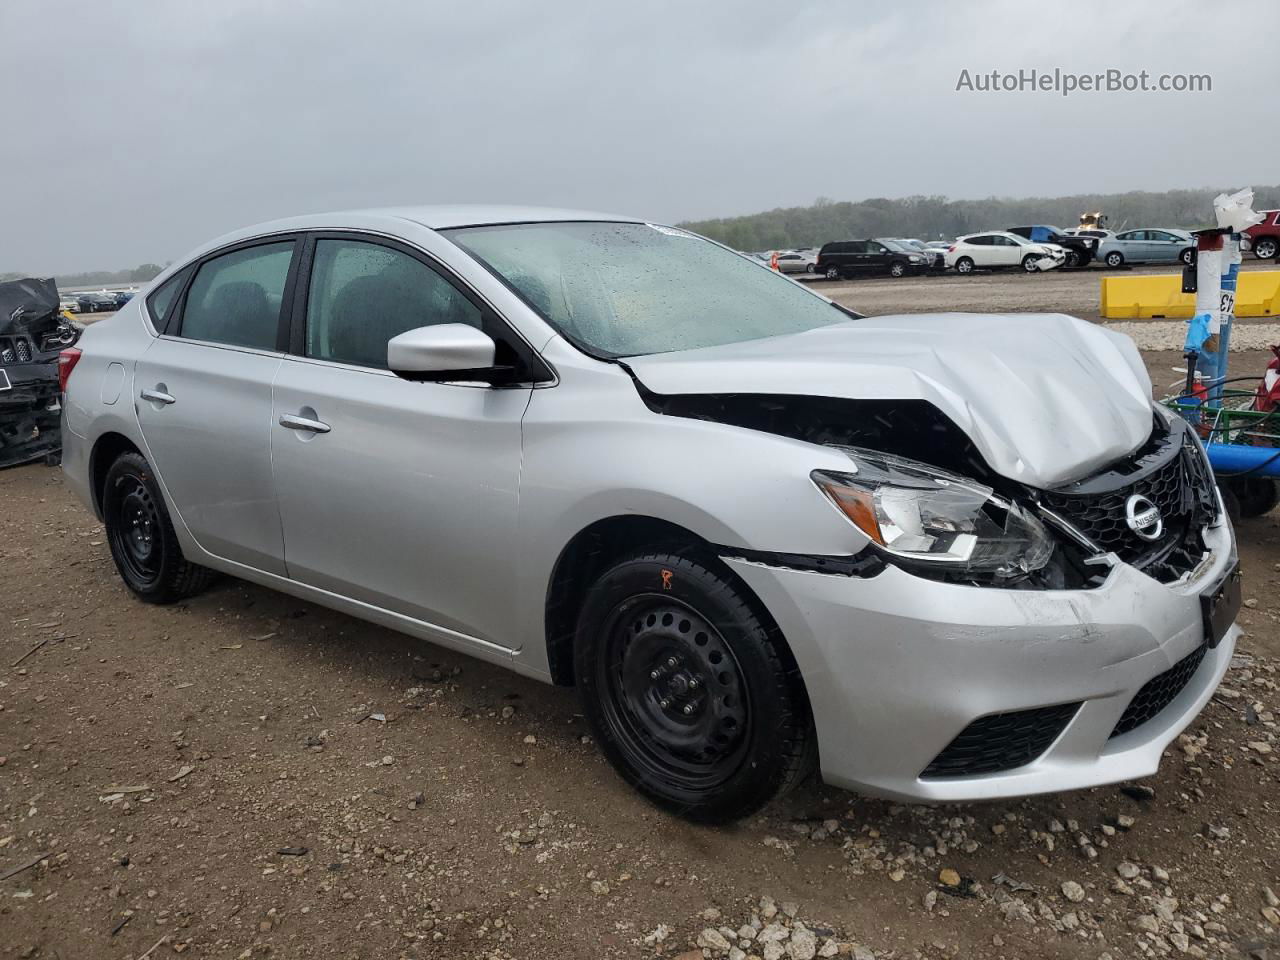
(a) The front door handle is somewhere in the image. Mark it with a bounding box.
[279,414,331,434]
[140,388,176,405]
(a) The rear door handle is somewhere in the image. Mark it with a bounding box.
[279,414,331,434]
[140,388,176,405]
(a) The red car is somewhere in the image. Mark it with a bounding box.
[1245,209,1280,260]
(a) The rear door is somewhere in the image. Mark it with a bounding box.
[134,237,299,574]
[269,233,535,647]
[1147,230,1182,262]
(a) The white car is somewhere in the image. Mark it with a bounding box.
[945,232,1067,274]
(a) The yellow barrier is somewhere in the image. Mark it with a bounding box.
[1100,270,1280,319]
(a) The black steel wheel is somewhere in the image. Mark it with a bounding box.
[103,452,215,603]
[574,552,814,822]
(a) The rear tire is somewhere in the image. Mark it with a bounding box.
[824,265,840,280]
[954,257,974,275]
[1105,251,1125,268]
[1253,237,1278,260]
[1063,249,1081,269]
[573,551,814,823]
[103,452,215,604]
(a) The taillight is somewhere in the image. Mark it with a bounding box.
[58,347,82,393]
[947,245,956,252]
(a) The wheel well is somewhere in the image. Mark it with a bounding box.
[89,432,141,518]
[543,515,804,697]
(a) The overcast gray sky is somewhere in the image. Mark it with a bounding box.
[3,0,1276,273]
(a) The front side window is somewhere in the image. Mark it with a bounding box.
[446,222,852,359]
[179,242,295,350]
[305,239,482,369]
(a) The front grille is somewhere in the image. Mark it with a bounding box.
[0,336,33,364]
[1110,644,1206,738]
[1040,422,1216,580]
[920,702,1081,779]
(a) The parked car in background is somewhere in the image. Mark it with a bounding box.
[113,290,137,308]
[945,232,1066,274]
[1096,229,1195,268]
[61,205,1238,821]
[59,294,81,313]
[890,238,946,272]
[1006,225,1097,269]
[74,293,118,313]
[1243,210,1280,260]
[1067,228,1114,241]
[774,251,815,274]
[816,239,928,279]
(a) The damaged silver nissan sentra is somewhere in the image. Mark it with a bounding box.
[60,207,1241,821]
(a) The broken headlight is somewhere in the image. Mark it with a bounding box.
[811,448,1053,579]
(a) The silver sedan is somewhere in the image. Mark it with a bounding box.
[60,206,1238,820]
[1097,228,1195,268]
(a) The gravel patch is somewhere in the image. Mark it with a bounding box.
[1104,321,1280,351]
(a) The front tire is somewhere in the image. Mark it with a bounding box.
[889,261,906,278]
[103,452,215,604]
[573,552,814,822]
[1063,249,1081,269]
[1021,254,1040,273]
[954,256,974,274]
[1225,477,1279,518]
[1105,251,1125,268]
[1180,247,1195,265]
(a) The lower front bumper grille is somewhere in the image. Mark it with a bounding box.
[920,702,1081,779]
[1110,644,1206,739]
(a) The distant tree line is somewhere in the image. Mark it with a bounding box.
[0,263,165,288]
[679,186,1280,251]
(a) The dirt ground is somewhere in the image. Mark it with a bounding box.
[3,275,1280,960]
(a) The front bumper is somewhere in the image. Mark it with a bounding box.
[724,518,1238,802]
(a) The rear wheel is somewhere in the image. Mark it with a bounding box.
[1063,249,1081,269]
[103,452,215,604]
[1254,237,1278,260]
[1105,251,1125,268]
[573,552,814,822]
[954,256,974,274]
[824,265,841,280]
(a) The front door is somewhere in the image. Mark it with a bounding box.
[270,235,531,647]
[133,238,298,575]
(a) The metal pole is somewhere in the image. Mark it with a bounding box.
[1205,234,1240,404]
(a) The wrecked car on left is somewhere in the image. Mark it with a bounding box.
[0,277,83,467]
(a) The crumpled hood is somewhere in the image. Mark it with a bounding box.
[625,313,1154,488]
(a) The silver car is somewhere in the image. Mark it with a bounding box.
[60,206,1240,821]
[1097,229,1196,268]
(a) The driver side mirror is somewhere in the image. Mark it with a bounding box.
[387,323,503,383]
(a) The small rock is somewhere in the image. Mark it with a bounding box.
[1246,741,1272,755]
[1152,865,1170,883]
[923,890,938,912]
[1264,887,1280,908]
[939,868,961,887]
[697,928,732,952]
[1061,880,1086,903]
[1133,914,1160,934]
[787,925,817,960]
[589,880,609,896]
[1117,862,1141,880]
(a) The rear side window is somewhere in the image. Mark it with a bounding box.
[967,235,992,246]
[146,266,193,331]
[305,238,482,369]
[179,242,295,350]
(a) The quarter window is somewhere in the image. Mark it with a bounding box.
[305,239,482,369]
[179,242,294,350]
[146,265,193,330]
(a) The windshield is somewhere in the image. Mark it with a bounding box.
[445,221,855,358]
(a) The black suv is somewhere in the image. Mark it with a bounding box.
[815,239,928,280]
[1005,225,1096,269]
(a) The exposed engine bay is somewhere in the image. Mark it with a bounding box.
[0,278,82,468]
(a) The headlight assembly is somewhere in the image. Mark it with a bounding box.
[812,448,1053,579]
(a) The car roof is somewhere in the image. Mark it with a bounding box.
[251,204,641,234]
